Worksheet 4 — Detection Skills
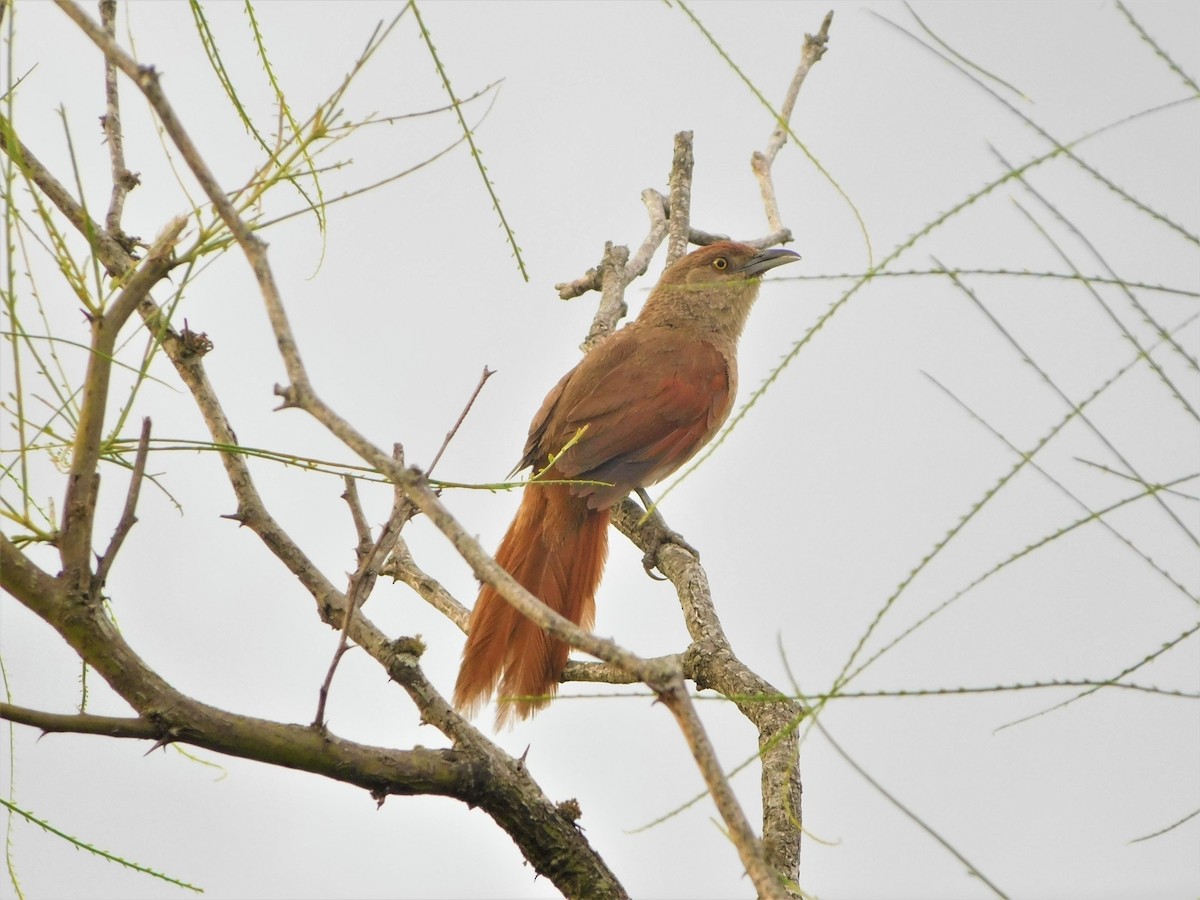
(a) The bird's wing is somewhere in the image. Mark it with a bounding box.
[529,328,731,507]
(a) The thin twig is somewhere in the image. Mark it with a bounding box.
[751,11,830,235]
[315,446,407,726]
[341,474,373,560]
[568,188,671,348]
[409,0,527,280]
[762,11,832,166]
[554,267,601,300]
[937,260,1199,549]
[553,186,781,306]
[993,145,1199,406]
[0,702,160,739]
[95,416,152,585]
[0,113,135,269]
[815,718,1009,898]
[372,367,494,631]
[100,0,137,236]
[56,1,312,396]
[427,366,495,476]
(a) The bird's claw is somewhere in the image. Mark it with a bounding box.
[641,527,701,580]
[642,548,668,581]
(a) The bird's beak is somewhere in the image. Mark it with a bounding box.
[741,247,801,277]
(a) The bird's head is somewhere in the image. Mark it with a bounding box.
[639,240,800,339]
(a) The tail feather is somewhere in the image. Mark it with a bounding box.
[453,484,609,727]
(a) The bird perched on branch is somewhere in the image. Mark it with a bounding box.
[454,240,800,726]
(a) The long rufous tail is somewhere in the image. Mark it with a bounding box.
[453,484,609,727]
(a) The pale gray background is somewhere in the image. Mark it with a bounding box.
[2,2,1198,898]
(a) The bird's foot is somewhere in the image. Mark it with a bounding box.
[641,527,701,580]
[635,488,701,580]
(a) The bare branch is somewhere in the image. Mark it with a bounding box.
[554,266,601,300]
[4,530,629,897]
[0,112,136,266]
[611,496,805,887]
[100,0,138,235]
[341,474,374,560]
[316,447,408,726]
[427,366,495,476]
[95,416,152,585]
[384,535,470,631]
[57,1,310,395]
[1,533,69,621]
[657,680,788,899]
[0,702,159,740]
[752,11,832,235]
[2,73,411,762]
[627,188,670,277]
[665,130,694,266]
[567,188,671,348]
[762,10,833,165]
[58,217,184,583]
[562,658,646,685]
[580,242,630,352]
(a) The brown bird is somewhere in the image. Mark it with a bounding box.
[454,240,800,726]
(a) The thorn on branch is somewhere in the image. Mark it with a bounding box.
[135,64,158,88]
[145,736,174,755]
[392,636,426,657]
[557,798,583,823]
[179,319,213,358]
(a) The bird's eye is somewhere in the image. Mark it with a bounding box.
[712,257,728,271]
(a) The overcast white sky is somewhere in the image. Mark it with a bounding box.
[3,2,1198,898]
